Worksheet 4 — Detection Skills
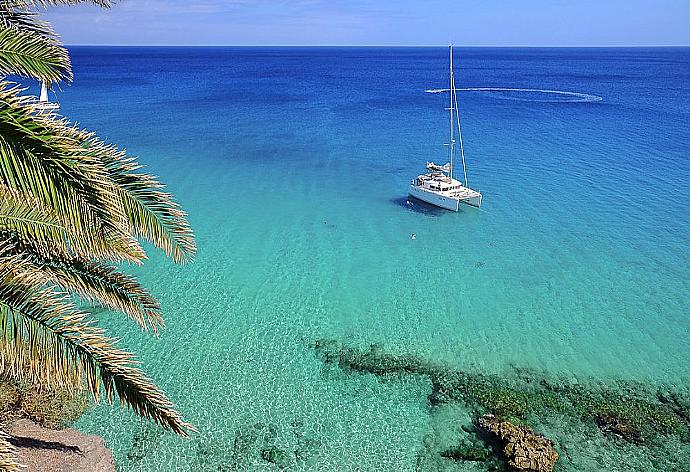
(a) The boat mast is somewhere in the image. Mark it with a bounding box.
[448,45,454,180]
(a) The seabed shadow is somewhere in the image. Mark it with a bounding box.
[391,195,463,217]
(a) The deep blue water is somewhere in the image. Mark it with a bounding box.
[42,47,690,470]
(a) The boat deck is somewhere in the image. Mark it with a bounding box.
[409,173,483,209]
[450,186,481,200]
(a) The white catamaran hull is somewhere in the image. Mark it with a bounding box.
[462,194,482,208]
[408,185,460,211]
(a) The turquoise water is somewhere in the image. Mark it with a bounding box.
[56,47,690,470]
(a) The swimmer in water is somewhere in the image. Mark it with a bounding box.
[411,233,416,240]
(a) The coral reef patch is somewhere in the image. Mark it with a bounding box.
[477,414,558,471]
[312,339,690,471]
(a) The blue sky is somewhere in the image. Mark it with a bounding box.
[44,0,690,46]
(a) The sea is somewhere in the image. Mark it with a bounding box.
[52,47,690,470]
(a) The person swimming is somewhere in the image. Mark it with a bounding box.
[411,233,416,240]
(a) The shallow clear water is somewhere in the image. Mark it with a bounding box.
[54,47,690,470]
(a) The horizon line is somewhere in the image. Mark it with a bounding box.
[63,43,690,48]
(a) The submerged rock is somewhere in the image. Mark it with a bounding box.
[312,339,690,443]
[312,339,690,470]
[261,445,291,469]
[440,440,491,462]
[126,424,164,463]
[477,414,558,472]
[594,412,643,443]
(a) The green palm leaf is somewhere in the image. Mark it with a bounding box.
[0,83,145,262]
[29,257,163,332]
[0,24,70,83]
[101,151,197,263]
[0,431,18,472]
[35,111,196,262]
[0,257,192,435]
[0,184,70,258]
[0,0,197,441]
[0,238,162,332]
[1,1,112,10]
[0,2,58,38]
[23,0,113,7]
[0,134,142,261]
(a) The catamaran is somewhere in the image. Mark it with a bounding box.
[408,45,482,211]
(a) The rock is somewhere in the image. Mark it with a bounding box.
[230,424,262,469]
[441,441,491,462]
[477,414,558,472]
[595,412,643,443]
[261,446,291,469]
[7,418,115,472]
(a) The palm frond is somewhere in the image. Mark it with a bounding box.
[0,0,112,9]
[25,0,113,8]
[41,115,196,263]
[0,257,192,435]
[100,151,196,263]
[0,83,145,262]
[0,0,195,440]
[0,2,58,38]
[0,24,71,83]
[29,257,163,332]
[0,134,142,261]
[0,185,72,258]
[0,431,18,472]
[0,239,162,332]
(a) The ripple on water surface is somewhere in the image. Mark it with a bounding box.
[61,46,690,471]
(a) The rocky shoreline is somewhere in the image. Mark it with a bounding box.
[6,419,114,472]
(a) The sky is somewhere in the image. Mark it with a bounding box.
[43,0,690,46]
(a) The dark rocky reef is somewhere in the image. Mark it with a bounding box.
[440,440,491,462]
[178,418,322,471]
[477,414,558,472]
[312,340,690,442]
[261,445,291,469]
[594,412,643,444]
[312,339,690,470]
[125,424,164,464]
[229,422,294,470]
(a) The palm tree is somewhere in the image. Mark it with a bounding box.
[0,0,196,468]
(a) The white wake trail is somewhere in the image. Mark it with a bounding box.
[425,87,603,103]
